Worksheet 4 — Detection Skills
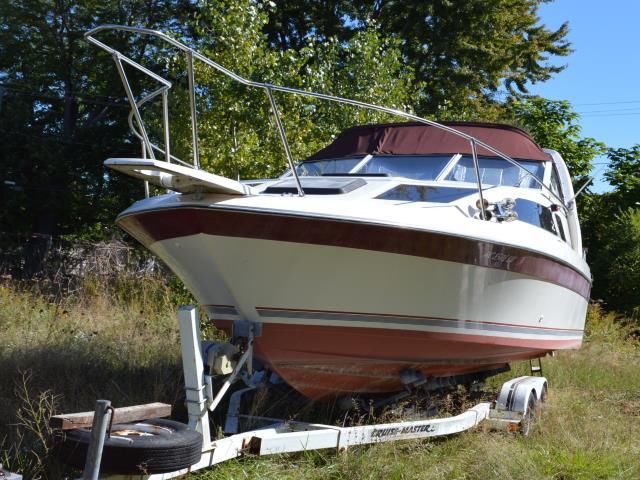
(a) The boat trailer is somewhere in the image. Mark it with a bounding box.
[44,306,548,479]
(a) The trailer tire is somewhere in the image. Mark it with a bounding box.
[520,394,538,437]
[55,418,203,474]
[539,383,548,403]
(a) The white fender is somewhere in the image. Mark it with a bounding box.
[494,375,548,415]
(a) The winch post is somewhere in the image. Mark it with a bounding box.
[82,399,112,480]
[177,305,210,443]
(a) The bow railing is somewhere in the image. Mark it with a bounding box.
[85,24,563,213]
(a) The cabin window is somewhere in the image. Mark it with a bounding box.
[555,214,567,242]
[553,212,572,244]
[446,156,545,188]
[264,177,366,195]
[513,198,557,235]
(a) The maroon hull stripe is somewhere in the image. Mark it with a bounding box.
[118,206,591,299]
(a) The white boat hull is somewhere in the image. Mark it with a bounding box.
[118,203,588,398]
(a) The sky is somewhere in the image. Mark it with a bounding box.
[530,1,640,192]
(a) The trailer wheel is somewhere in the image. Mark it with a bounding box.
[520,394,538,436]
[55,418,203,474]
[539,383,548,403]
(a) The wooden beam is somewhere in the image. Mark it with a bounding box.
[50,402,172,430]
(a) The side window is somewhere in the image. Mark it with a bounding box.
[539,205,557,235]
[554,213,566,241]
[553,212,571,244]
[550,166,564,202]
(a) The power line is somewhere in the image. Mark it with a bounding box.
[574,100,640,106]
[580,112,640,118]
[578,106,640,114]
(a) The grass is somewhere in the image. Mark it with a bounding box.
[0,276,186,478]
[1,280,639,479]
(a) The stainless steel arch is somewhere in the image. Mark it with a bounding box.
[85,24,563,208]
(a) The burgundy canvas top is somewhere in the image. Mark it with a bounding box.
[306,122,550,161]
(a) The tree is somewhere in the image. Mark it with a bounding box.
[585,146,640,314]
[181,0,416,179]
[0,0,416,250]
[263,0,572,117]
[604,145,640,210]
[509,97,605,180]
[0,1,197,230]
[0,0,196,273]
[591,207,640,317]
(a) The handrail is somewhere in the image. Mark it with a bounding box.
[84,24,566,207]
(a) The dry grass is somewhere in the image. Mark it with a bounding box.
[0,277,186,478]
[1,281,638,479]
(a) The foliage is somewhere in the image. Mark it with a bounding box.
[0,0,575,244]
[263,0,572,117]
[0,372,62,479]
[0,277,186,478]
[509,97,606,180]
[0,0,417,243]
[604,145,640,210]
[580,146,640,315]
[182,0,416,179]
[589,208,640,316]
[2,281,639,478]
[0,0,195,245]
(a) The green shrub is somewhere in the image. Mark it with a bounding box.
[596,208,640,317]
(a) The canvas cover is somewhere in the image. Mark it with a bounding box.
[307,122,550,161]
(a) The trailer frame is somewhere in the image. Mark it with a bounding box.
[50,306,547,479]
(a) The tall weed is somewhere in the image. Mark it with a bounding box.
[0,372,64,479]
[0,275,187,478]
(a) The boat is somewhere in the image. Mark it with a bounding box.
[87,26,591,400]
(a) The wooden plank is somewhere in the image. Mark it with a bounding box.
[50,402,172,430]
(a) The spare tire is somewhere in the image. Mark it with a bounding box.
[55,418,203,474]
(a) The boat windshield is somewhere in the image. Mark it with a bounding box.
[292,154,545,188]
[295,157,363,176]
[446,156,545,188]
[357,155,452,180]
[294,155,452,180]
